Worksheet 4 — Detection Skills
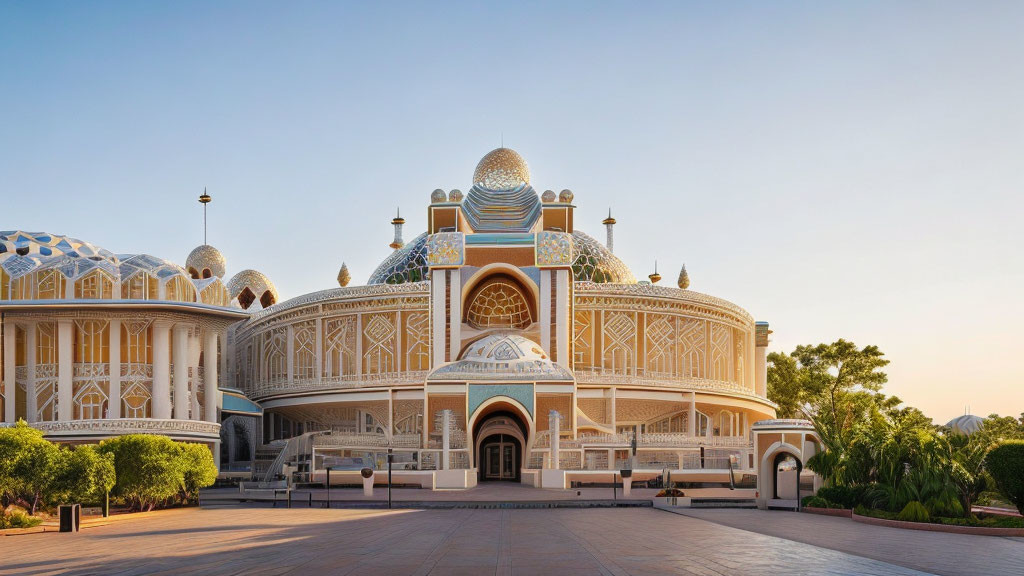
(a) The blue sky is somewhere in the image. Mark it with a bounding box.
[2,1,1022,422]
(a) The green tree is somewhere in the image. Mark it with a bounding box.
[766,352,806,418]
[791,340,889,438]
[51,445,117,506]
[178,442,218,504]
[985,441,1024,515]
[100,435,186,511]
[0,420,61,514]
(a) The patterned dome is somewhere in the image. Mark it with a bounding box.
[367,232,429,284]
[946,414,984,436]
[0,231,118,281]
[473,148,530,191]
[226,269,279,310]
[571,230,636,283]
[185,244,226,279]
[428,334,573,381]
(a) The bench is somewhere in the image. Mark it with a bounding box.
[238,480,315,508]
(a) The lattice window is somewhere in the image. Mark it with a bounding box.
[678,319,706,378]
[465,280,532,330]
[645,314,675,375]
[74,320,109,364]
[404,312,430,371]
[262,329,287,382]
[734,330,746,385]
[35,269,66,299]
[602,312,635,374]
[121,321,152,364]
[74,382,108,419]
[121,272,159,300]
[647,411,688,433]
[293,322,316,380]
[393,400,424,435]
[36,381,58,421]
[74,269,114,299]
[323,316,356,378]
[362,313,396,375]
[573,310,593,371]
[36,322,56,364]
[122,381,151,418]
[710,324,732,382]
[164,275,196,303]
[199,282,229,306]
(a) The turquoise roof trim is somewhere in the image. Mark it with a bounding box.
[468,384,534,418]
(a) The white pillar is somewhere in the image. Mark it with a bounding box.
[549,410,561,470]
[441,409,451,471]
[555,270,569,368]
[25,322,37,422]
[204,330,219,423]
[172,325,189,419]
[448,269,461,360]
[286,324,295,384]
[755,346,768,398]
[539,269,551,357]
[57,320,73,421]
[431,269,446,365]
[2,320,16,423]
[108,319,120,419]
[313,317,322,381]
[688,391,697,436]
[151,322,171,419]
[609,387,617,431]
[189,330,201,418]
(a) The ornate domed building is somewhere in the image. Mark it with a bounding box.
[224,148,783,489]
[0,232,254,460]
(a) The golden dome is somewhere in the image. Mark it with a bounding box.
[226,269,279,310]
[186,244,226,279]
[472,148,530,191]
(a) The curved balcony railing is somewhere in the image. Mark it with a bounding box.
[246,370,429,399]
[314,432,423,449]
[574,368,757,396]
[533,430,751,450]
[1,418,220,436]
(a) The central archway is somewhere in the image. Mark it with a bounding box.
[469,399,531,482]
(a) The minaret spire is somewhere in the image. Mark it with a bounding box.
[390,207,406,250]
[198,187,212,245]
[602,208,616,253]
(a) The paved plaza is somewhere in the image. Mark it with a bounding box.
[3,503,1022,575]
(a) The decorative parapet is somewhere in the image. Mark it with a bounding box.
[535,231,573,267]
[535,431,752,450]
[574,369,763,399]
[314,433,422,449]
[751,418,815,431]
[574,282,755,325]
[243,282,430,324]
[10,418,221,437]
[246,370,429,400]
[426,232,465,267]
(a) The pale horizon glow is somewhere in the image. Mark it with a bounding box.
[1,1,1021,424]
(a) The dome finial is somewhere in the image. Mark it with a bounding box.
[198,187,212,244]
[649,260,661,284]
[677,264,690,289]
[337,262,351,287]
[473,148,529,191]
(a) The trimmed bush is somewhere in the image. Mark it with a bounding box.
[803,496,830,508]
[985,441,1024,515]
[99,435,218,511]
[897,501,930,523]
[816,485,858,509]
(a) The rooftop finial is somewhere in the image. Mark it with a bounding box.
[677,264,690,289]
[602,208,616,253]
[649,260,661,284]
[390,207,406,250]
[198,187,212,244]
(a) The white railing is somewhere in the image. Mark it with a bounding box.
[314,433,422,449]
[247,370,429,399]
[73,363,109,379]
[121,363,153,379]
[574,368,755,396]
[23,418,220,436]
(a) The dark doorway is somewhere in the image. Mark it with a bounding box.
[773,452,802,500]
[479,433,522,482]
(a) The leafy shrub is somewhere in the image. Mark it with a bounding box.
[925,493,964,518]
[803,496,830,509]
[656,488,685,497]
[985,441,1024,515]
[936,515,1024,529]
[99,435,218,511]
[5,507,42,528]
[179,443,218,504]
[854,504,869,516]
[897,501,930,523]
[0,421,61,514]
[816,485,866,509]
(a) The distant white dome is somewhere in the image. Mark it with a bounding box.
[428,334,573,381]
[946,414,984,435]
[185,244,226,279]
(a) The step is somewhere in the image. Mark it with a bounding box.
[689,498,758,509]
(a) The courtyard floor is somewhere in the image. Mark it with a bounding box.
[2,503,1022,575]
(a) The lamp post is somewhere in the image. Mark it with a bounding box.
[324,467,332,509]
[387,447,394,509]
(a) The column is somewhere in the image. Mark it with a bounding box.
[204,330,219,423]
[314,318,323,381]
[448,269,461,361]
[688,391,696,436]
[755,322,769,397]
[57,320,73,421]
[441,409,450,471]
[172,325,189,419]
[609,387,617,432]
[151,321,171,419]
[188,330,200,418]
[539,270,551,357]
[555,269,569,368]
[25,322,37,422]
[355,314,363,377]
[108,319,120,419]
[431,269,446,366]
[3,320,16,423]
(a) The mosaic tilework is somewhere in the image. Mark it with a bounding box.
[426,232,465,267]
[535,231,573,267]
[570,230,636,283]
[468,383,535,417]
[367,232,429,284]
[472,147,530,191]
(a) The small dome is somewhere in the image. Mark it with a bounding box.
[429,334,573,381]
[541,190,556,203]
[185,244,226,279]
[472,148,530,191]
[571,230,637,283]
[226,269,279,310]
[559,189,574,203]
[946,414,984,436]
[431,189,447,203]
[449,189,463,203]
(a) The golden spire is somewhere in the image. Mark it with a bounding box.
[648,260,661,284]
[601,208,616,226]
[677,264,690,289]
[198,187,212,244]
[337,263,351,287]
[390,207,405,250]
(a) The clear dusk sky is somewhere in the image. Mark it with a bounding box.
[2,1,1022,423]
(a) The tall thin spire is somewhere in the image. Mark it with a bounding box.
[390,207,406,250]
[602,208,617,253]
[198,187,212,244]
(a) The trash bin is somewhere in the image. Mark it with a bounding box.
[620,469,633,498]
[59,504,81,533]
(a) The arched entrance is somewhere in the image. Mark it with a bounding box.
[773,452,802,500]
[473,409,528,482]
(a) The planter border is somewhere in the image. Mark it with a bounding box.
[802,506,852,518]
[852,512,1024,537]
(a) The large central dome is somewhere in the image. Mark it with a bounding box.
[472,148,530,191]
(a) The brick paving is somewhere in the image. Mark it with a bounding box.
[677,508,1024,576]
[0,505,946,575]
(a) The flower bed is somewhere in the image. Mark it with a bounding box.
[802,506,852,518]
[852,512,1024,537]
